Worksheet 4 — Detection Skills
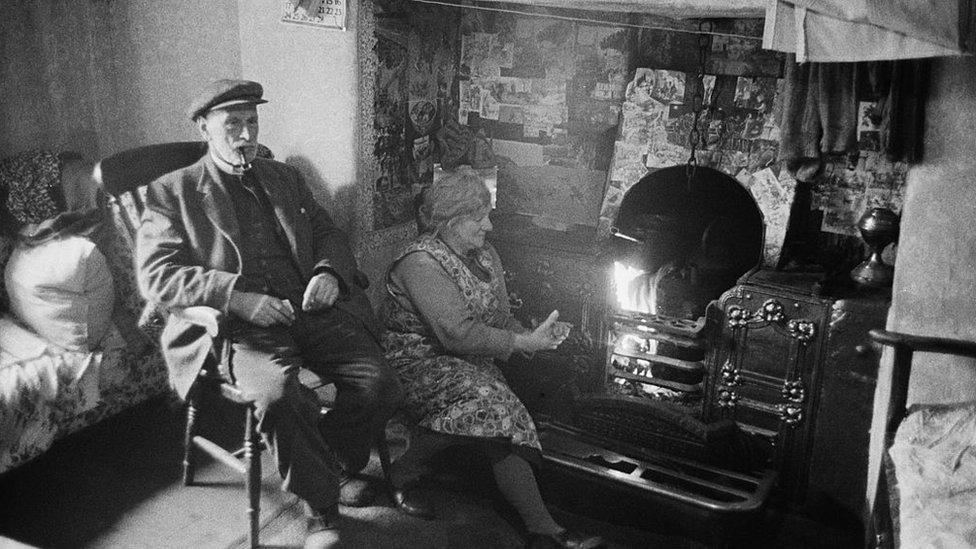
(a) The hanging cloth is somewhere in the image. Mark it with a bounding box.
[879,59,928,163]
[777,57,857,181]
[778,56,929,180]
[763,0,966,63]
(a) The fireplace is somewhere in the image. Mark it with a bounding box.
[602,165,765,408]
[609,164,765,318]
[523,165,779,544]
[528,163,889,541]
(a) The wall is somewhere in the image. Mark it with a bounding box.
[102,0,244,153]
[1,0,361,234]
[891,55,976,397]
[237,0,361,232]
[866,54,976,512]
[0,1,241,160]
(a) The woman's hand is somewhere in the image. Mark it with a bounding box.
[514,310,569,353]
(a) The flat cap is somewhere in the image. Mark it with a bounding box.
[188,79,268,120]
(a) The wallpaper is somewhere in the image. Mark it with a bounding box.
[365,4,909,266]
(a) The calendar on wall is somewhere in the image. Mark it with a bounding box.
[282,0,346,30]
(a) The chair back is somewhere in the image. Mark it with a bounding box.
[94,142,208,235]
[96,141,207,196]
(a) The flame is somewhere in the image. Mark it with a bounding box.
[611,261,658,355]
[612,261,658,314]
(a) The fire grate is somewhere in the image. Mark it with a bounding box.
[603,310,711,405]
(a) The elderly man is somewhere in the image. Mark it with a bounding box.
[135,79,403,538]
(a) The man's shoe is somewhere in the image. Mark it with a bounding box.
[305,504,342,549]
[525,529,605,549]
[338,473,376,507]
[306,504,341,534]
[393,484,436,519]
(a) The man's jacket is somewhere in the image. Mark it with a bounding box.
[136,154,378,398]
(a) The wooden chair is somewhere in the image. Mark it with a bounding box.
[865,329,976,549]
[94,142,391,548]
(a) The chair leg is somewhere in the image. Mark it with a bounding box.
[182,397,200,486]
[869,461,895,549]
[244,406,262,549]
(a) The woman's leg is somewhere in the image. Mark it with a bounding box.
[390,427,457,487]
[387,427,454,518]
[489,451,562,536]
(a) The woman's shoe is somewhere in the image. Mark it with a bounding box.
[525,529,605,549]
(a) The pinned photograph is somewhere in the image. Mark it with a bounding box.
[733,77,776,113]
[858,101,882,152]
[625,68,658,108]
[649,70,685,105]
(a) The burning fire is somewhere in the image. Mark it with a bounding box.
[612,260,656,314]
[611,260,660,355]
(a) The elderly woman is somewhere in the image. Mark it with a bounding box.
[381,171,603,549]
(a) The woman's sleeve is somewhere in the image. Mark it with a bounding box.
[391,252,517,359]
[487,245,528,334]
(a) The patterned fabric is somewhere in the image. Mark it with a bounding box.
[0,234,12,310]
[0,330,169,473]
[382,235,540,451]
[104,195,164,345]
[60,332,168,435]
[0,348,101,473]
[0,153,169,475]
[0,150,63,225]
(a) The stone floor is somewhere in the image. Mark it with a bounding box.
[0,396,860,548]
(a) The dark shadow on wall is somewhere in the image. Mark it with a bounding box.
[285,154,360,234]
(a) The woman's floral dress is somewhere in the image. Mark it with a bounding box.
[381,235,541,451]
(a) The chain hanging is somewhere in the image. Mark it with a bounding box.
[685,20,713,190]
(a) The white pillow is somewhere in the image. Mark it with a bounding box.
[4,235,115,352]
[0,314,54,366]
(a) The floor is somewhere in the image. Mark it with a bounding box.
[0,396,861,549]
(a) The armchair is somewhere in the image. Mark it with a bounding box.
[867,329,976,549]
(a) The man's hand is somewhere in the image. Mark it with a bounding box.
[229,291,295,327]
[302,272,341,312]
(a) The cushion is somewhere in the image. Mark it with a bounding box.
[0,315,54,366]
[888,401,976,548]
[4,234,115,352]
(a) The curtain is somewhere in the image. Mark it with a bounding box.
[0,1,119,160]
